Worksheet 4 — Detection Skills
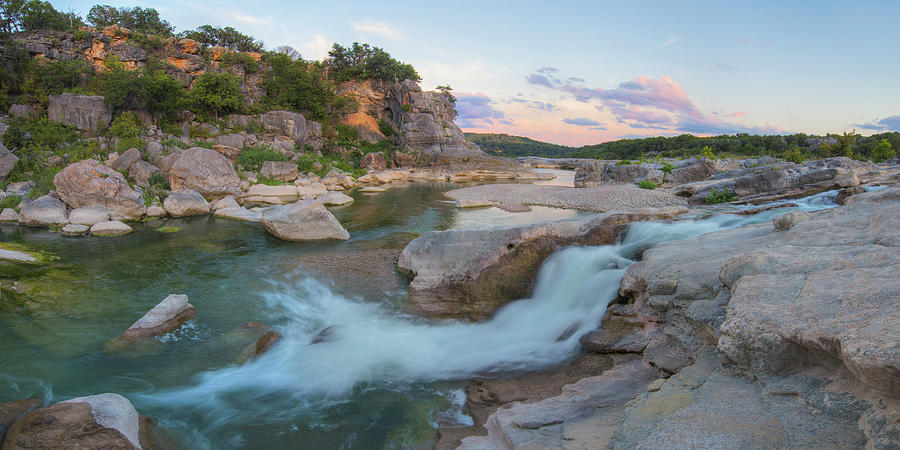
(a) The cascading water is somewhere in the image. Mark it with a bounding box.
[137,189,842,447]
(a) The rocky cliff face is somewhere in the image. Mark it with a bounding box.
[338,79,485,163]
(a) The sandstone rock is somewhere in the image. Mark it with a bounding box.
[316,191,353,206]
[18,195,67,227]
[61,223,89,236]
[320,169,356,190]
[0,208,19,222]
[214,133,246,149]
[111,294,196,344]
[128,161,160,188]
[397,208,684,319]
[359,152,387,170]
[1,393,146,449]
[145,205,166,217]
[47,93,111,131]
[260,110,322,147]
[175,38,199,53]
[0,142,19,184]
[54,160,145,220]
[211,195,240,210]
[109,147,141,172]
[0,398,41,437]
[163,189,210,217]
[772,211,810,230]
[243,184,299,205]
[6,181,34,197]
[68,206,110,226]
[90,220,132,236]
[260,161,298,182]
[296,183,327,200]
[167,147,241,198]
[262,199,350,241]
[214,207,262,223]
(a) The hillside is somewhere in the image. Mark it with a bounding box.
[465,133,575,158]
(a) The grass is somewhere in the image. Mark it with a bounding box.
[155,226,181,233]
[256,176,289,186]
[637,180,658,190]
[237,146,287,172]
[705,188,737,204]
[0,195,22,209]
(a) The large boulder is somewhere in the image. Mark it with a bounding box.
[68,206,110,226]
[128,161,160,188]
[397,208,684,319]
[260,161,298,182]
[260,110,322,148]
[262,199,350,242]
[54,160,146,220]
[167,147,241,198]
[1,393,147,449]
[574,162,664,187]
[17,195,67,227]
[669,157,718,184]
[109,148,141,172]
[0,143,19,184]
[47,93,111,131]
[163,189,210,217]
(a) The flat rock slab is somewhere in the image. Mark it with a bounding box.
[214,207,263,223]
[0,248,36,263]
[317,191,354,206]
[90,220,133,236]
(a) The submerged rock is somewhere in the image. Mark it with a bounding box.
[262,199,350,241]
[2,393,149,449]
[90,220,133,236]
[233,330,282,365]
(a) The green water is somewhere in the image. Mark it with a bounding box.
[0,181,584,449]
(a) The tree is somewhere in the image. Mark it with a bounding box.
[186,72,244,120]
[274,45,301,60]
[327,42,421,83]
[178,25,263,52]
[260,53,341,121]
[871,139,895,163]
[102,65,183,121]
[0,0,26,33]
[87,5,172,35]
[832,130,859,158]
[21,57,93,103]
[20,0,81,31]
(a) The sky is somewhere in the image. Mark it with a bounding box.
[55,0,900,146]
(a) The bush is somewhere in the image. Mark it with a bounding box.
[21,58,94,104]
[186,72,245,121]
[0,195,22,209]
[660,162,676,174]
[237,146,286,171]
[700,145,716,160]
[616,159,632,165]
[327,42,420,83]
[637,180,658,190]
[378,118,394,137]
[108,112,142,139]
[705,188,737,204]
[782,147,805,164]
[871,139,895,163]
[219,51,259,74]
[102,67,184,120]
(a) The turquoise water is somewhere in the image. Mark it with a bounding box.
[0,183,840,448]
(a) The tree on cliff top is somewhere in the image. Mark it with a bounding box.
[86,5,173,35]
[327,42,420,83]
[178,24,263,53]
[1,0,82,33]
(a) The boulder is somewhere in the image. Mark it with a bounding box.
[90,220,133,236]
[214,207,262,223]
[1,393,146,449]
[574,162,664,187]
[167,147,241,198]
[836,186,865,205]
[128,161,160,188]
[17,195,67,227]
[214,133,245,149]
[359,152,388,171]
[731,157,873,201]
[262,199,350,241]
[260,161,298,182]
[6,181,34,197]
[47,93,111,131]
[54,160,146,220]
[243,184,299,205]
[0,208,19,222]
[397,208,684,319]
[8,104,37,119]
[109,147,141,172]
[61,223,89,236]
[320,169,356,190]
[317,191,353,206]
[109,294,196,344]
[0,142,19,184]
[146,205,166,217]
[260,110,322,147]
[0,398,42,437]
[68,206,110,226]
[163,189,210,217]
[772,211,810,231]
[211,195,240,210]
[211,144,241,163]
[669,158,718,184]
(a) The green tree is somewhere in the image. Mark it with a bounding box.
[327,42,420,83]
[21,58,93,103]
[260,52,349,121]
[871,139,895,163]
[186,72,244,120]
[0,0,26,33]
[20,0,81,31]
[178,25,263,52]
[102,66,183,121]
[832,130,859,158]
[86,5,172,35]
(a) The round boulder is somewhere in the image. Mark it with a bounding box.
[54,160,146,220]
[163,189,210,217]
[262,199,350,241]
[90,220,133,236]
[168,147,241,199]
[18,195,68,227]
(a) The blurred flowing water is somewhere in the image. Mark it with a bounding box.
[0,181,839,448]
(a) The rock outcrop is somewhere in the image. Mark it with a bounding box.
[54,160,146,220]
[167,147,241,198]
[258,110,323,149]
[47,93,111,131]
[397,208,684,319]
[1,393,149,449]
[261,199,350,241]
[0,143,19,184]
[574,162,664,187]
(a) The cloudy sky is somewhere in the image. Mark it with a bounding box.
[57,0,900,146]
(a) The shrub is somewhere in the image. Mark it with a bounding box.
[705,188,737,204]
[0,195,22,209]
[700,145,716,160]
[237,146,286,171]
[219,51,259,74]
[21,58,94,104]
[782,147,805,164]
[871,139,895,163]
[659,162,676,174]
[327,42,420,83]
[637,180,658,190]
[378,118,394,137]
[616,159,632,165]
[108,112,142,140]
[186,72,245,121]
[147,172,170,189]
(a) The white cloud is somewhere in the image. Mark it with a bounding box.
[299,34,333,61]
[351,20,405,40]
[229,12,271,27]
[662,37,679,47]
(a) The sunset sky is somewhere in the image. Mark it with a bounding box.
[57,0,900,146]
